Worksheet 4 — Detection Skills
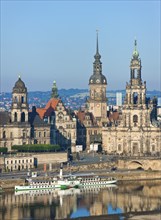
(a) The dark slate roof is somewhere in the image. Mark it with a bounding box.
[89,73,107,85]
[29,111,49,127]
[13,77,27,93]
[32,115,46,125]
[0,112,11,125]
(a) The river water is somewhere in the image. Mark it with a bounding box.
[0,180,161,220]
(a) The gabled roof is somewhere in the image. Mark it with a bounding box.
[77,111,86,123]
[77,110,95,125]
[45,98,60,110]
[36,98,59,119]
[44,106,55,117]
[108,111,119,121]
[0,111,11,125]
[36,108,46,119]
[32,114,47,126]
[29,111,49,126]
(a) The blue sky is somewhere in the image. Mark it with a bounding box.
[1,0,160,92]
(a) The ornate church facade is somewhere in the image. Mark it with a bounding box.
[0,77,51,150]
[78,36,161,156]
[101,40,161,156]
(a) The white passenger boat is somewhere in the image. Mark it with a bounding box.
[76,174,117,188]
[15,178,60,192]
[15,164,80,192]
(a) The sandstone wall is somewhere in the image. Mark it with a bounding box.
[32,152,67,165]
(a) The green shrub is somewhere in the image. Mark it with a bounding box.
[0,147,8,153]
[12,144,60,152]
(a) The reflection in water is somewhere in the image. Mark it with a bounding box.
[0,180,161,220]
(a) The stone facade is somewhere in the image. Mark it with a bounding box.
[4,155,35,171]
[0,77,50,150]
[36,83,77,150]
[78,38,161,156]
[102,40,161,156]
[0,38,160,158]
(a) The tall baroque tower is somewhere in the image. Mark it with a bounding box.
[123,40,152,128]
[11,76,29,123]
[87,33,107,122]
[102,40,161,157]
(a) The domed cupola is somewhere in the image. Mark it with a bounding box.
[132,39,139,59]
[89,32,107,85]
[89,74,107,85]
[13,76,27,93]
[11,76,29,123]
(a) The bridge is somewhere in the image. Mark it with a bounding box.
[117,157,161,170]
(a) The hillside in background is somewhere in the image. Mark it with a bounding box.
[0,89,161,111]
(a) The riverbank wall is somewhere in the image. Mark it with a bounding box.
[1,170,161,190]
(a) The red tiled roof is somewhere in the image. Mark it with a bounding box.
[77,111,86,123]
[36,108,46,119]
[109,112,119,121]
[36,98,59,119]
[45,98,60,110]
[44,106,55,117]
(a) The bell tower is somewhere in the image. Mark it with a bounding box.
[123,40,152,128]
[124,40,146,107]
[11,76,29,123]
[87,32,107,121]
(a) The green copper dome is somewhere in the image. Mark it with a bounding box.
[132,39,139,59]
[133,49,139,58]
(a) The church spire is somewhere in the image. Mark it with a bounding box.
[132,38,139,59]
[93,30,102,75]
[94,30,101,61]
[96,30,99,54]
[51,80,59,98]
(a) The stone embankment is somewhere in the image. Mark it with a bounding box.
[0,163,161,189]
[0,179,24,190]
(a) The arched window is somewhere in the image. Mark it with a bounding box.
[3,131,6,138]
[21,112,25,122]
[14,96,18,103]
[133,115,138,126]
[23,131,26,139]
[118,144,122,151]
[133,142,138,155]
[21,96,24,103]
[14,112,17,122]
[152,145,155,151]
[133,92,138,104]
[133,69,137,78]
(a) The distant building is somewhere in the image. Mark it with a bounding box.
[116,92,122,106]
[158,97,161,106]
[4,155,36,171]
